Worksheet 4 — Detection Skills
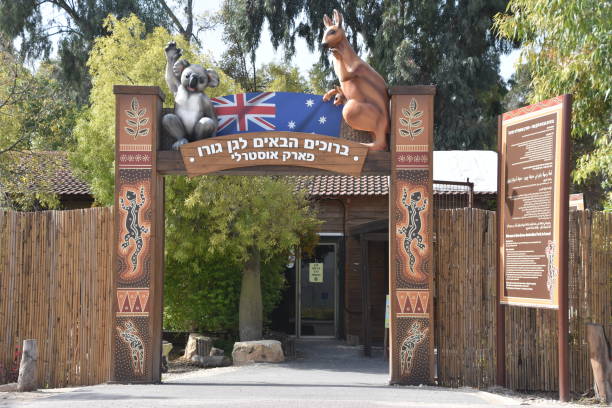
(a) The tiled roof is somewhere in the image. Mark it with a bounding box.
[3,152,91,196]
[52,157,91,195]
[293,175,389,197]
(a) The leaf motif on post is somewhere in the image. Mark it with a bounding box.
[399,98,424,140]
[409,98,417,112]
[124,97,150,140]
[131,98,139,111]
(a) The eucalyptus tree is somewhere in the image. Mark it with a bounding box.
[0,0,175,103]
[495,0,611,207]
[218,0,512,150]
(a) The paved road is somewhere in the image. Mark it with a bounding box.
[1,339,576,407]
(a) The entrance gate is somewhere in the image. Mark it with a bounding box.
[111,85,435,385]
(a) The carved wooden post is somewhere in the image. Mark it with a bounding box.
[112,86,165,383]
[388,86,435,384]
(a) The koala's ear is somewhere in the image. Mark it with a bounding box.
[206,69,219,88]
[173,59,190,77]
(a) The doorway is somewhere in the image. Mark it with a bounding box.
[297,243,338,337]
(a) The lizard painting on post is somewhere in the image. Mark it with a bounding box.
[321,9,390,151]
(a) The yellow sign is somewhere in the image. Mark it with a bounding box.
[309,263,324,283]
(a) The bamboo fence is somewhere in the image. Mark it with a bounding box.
[0,207,609,392]
[434,209,612,393]
[0,208,113,388]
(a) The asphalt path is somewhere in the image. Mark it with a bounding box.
[0,339,580,408]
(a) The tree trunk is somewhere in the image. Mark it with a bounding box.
[239,248,262,341]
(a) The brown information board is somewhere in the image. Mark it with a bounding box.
[498,95,571,308]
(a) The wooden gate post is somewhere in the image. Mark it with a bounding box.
[388,86,436,384]
[112,86,165,383]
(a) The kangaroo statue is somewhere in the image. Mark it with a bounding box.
[321,9,390,151]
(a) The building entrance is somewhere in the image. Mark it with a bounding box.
[297,243,338,337]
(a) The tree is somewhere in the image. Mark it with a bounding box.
[495,0,612,207]
[0,1,182,103]
[217,0,265,92]
[0,39,76,210]
[259,62,309,93]
[217,0,513,150]
[163,176,291,334]
[71,15,321,338]
[175,176,319,340]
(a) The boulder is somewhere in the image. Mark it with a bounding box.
[232,340,284,365]
[183,333,212,360]
[161,341,173,373]
[17,339,37,392]
[190,355,231,368]
[209,347,224,357]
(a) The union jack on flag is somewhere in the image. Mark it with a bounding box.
[211,92,343,137]
[212,92,276,133]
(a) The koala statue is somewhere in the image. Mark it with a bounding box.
[162,41,220,150]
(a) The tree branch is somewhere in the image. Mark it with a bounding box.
[158,0,187,38]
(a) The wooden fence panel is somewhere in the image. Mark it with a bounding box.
[434,209,497,388]
[435,209,612,394]
[0,208,113,388]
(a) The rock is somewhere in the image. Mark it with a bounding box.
[190,355,231,368]
[17,339,37,392]
[162,341,173,358]
[232,340,284,365]
[209,347,224,357]
[183,333,212,360]
[161,341,173,373]
[0,383,18,392]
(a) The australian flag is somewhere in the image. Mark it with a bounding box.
[211,92,343,137]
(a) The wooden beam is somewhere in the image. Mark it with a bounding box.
[360,234,371,357]
[363,233,389,242]
[388,85,436,96]
[157,150,391,176]
[349,219,389,236]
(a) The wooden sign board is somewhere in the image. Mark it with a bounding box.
[498,95,571,309]
[179,132,368,177]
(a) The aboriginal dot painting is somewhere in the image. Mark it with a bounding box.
[389,90,435,385]
[113,89,163,383]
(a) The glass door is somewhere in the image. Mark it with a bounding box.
[298,243,337,337]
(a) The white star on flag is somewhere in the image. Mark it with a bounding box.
[288,121,296,129]
[318,116,327,124]
[306,99,314,107]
